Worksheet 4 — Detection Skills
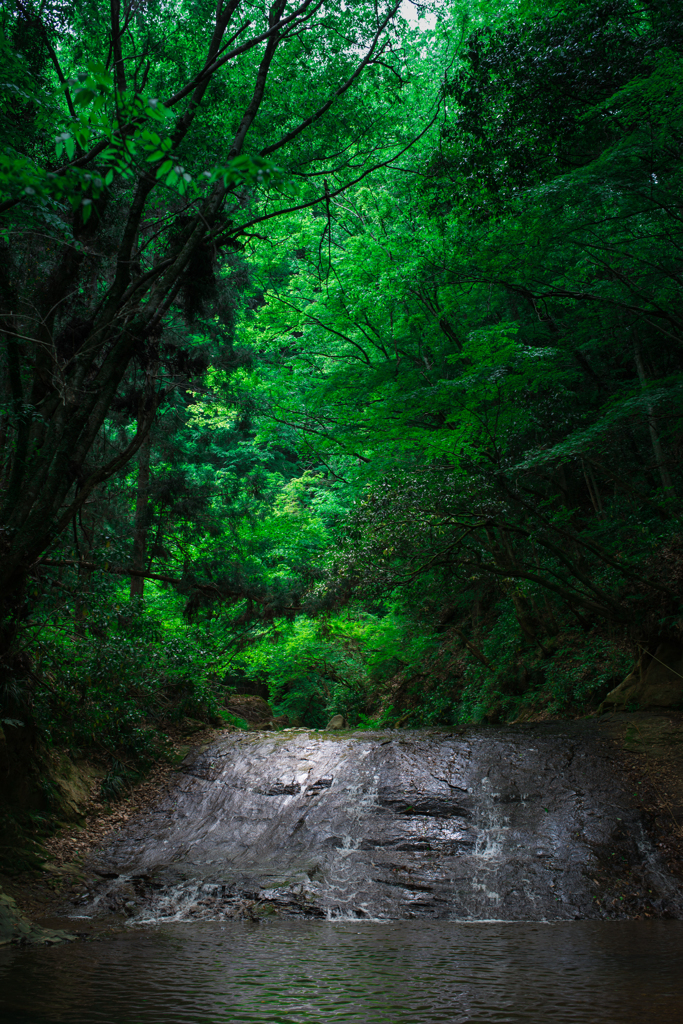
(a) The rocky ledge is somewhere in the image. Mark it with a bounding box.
[0,885,75,946]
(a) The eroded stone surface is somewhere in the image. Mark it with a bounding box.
[81,725,683,923]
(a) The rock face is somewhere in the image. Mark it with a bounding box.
[50,752,99,821]
[225,694,275,729]
[0,725,98,829]
[84,724,683,923]
[604,642,683,708]
[0,886,74,946]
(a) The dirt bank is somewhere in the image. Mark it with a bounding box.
[0,724,223,927]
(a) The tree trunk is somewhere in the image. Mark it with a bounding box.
[633,337,674,493]
[130,431,151,600]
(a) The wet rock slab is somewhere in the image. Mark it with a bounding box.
[82,726,683,923]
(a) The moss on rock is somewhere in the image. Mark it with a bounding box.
[0,885,75,946]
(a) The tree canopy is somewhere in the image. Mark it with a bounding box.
[2,0,683,815]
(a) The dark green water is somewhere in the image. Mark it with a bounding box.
[1,920,682,1023]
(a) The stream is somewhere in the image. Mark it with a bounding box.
[3,724,683,1022]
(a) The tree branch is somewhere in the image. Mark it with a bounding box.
[236,110,440,235]
[260,2,401,158]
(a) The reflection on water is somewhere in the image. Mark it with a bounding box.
[1,921,682,1023]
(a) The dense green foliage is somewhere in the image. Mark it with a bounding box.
[2,0,683,811]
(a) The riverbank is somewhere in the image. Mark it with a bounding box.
[0,723,223,929]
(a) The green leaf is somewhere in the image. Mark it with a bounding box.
[74,87,96,106]
[146,96,171,120]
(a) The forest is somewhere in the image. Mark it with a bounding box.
[1,0,682,854]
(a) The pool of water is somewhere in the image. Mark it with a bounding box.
[2,920,682,1023]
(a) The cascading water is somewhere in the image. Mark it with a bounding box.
[4,724,683,1024]
[78,724,682,924]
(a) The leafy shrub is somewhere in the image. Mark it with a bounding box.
[30,596,227,768]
